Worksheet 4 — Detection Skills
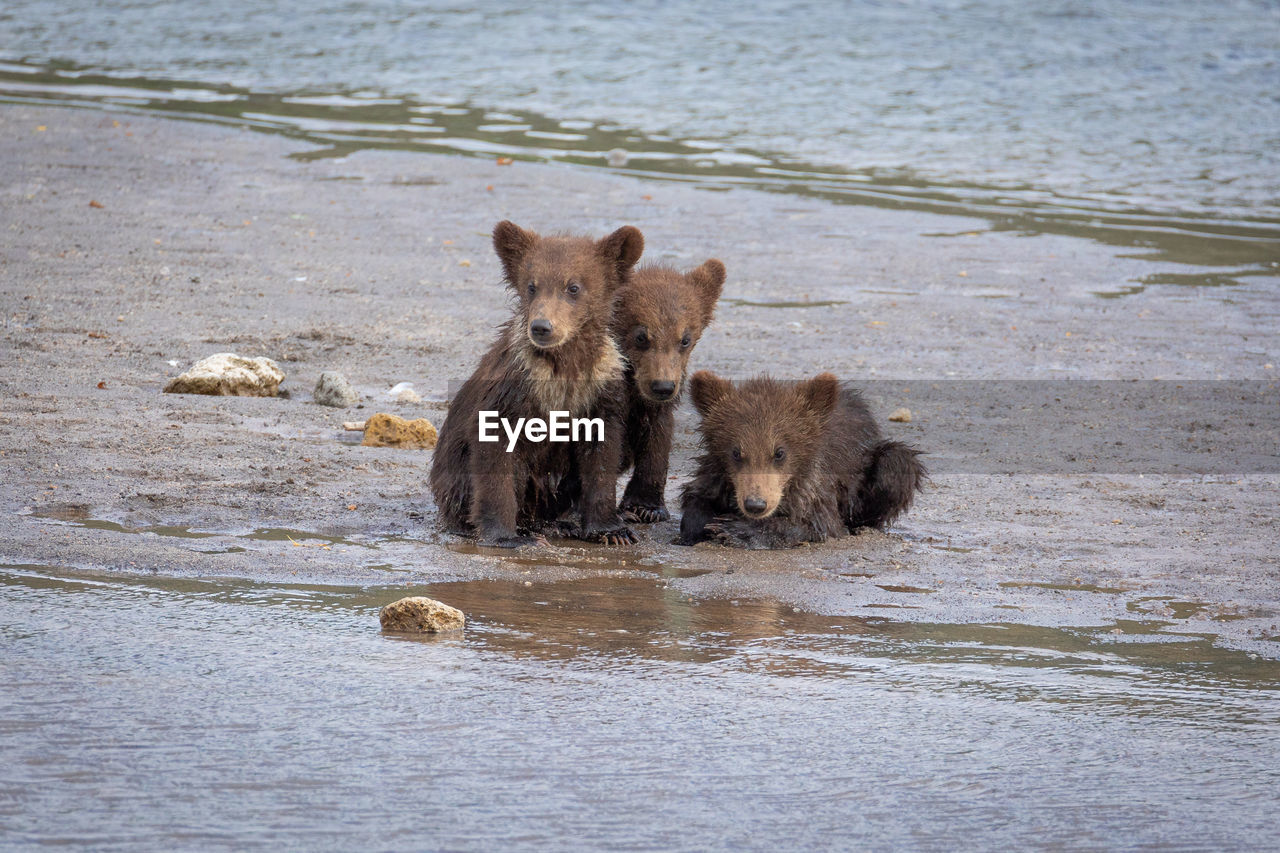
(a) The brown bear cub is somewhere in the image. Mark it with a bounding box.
[677,371,925,548]
[613,259,726,523]
[429,220,644,548]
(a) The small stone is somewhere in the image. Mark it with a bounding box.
[313,371,359,408]
[386,381,422,404]
[361,412,437,449]
[379,596,464,633]
[606,148,628,167]
[888,407,912,423]
[163,353,284,397]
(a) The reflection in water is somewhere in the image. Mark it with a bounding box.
[2,564,1279,849]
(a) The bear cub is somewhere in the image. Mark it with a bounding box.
[677,371,925,548]
[613,259,726,523]
[429,220,644,548]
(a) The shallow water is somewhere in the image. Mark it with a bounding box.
[1,1,1278,270]
[2,564,1278,850]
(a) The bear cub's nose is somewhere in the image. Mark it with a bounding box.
[649,380,676,400]
[529,319,553,341]
[743,496,768,516]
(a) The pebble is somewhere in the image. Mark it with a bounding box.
[361,412,438,449]
[163,353,284,397]
[379,596,464,633]
[387,381,422,404]
[313,371,360,408]
[889,407,913,423]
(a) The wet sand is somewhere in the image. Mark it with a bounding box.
[2,102,1277,656]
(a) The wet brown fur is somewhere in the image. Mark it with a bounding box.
[678,371,926,548]
[613,259,725,522]
[429,220,644,547]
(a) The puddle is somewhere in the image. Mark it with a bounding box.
[28,506,380,550]
[1126,596,1235,621]
[1092,268,1273,298]
[722,298,849,309]
[907,534,979,554]
[876,584,936,594]
[1000,581,1133,596]
[446,538,713,579]
[245,527,379,549]
[32,509,220,540]
[26,505,715,576]
[1092,283,1149,300]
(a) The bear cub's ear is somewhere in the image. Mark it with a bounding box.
[595,225,645,285]
[688,259,726,320]
[690,370,733,416]
[800,372,840,420]
[493,220,538,286]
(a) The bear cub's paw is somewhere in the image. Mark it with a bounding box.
[478,532,547,550]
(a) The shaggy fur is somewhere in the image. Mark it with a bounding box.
[429,220,644,547]
[613,259,725,522]
[677,371,925,548]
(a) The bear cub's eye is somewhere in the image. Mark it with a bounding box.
[634,329,650,350]
[566,281,581,296]
[773,447,787,463]
[527,281,537,295]
[731,447,742,462]
[680,333,692,349]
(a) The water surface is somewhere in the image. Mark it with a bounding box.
[2,0,1278,269]
[3,565,1278,850]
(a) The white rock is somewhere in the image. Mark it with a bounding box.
[163,353,284,397]
[387,381,422,404]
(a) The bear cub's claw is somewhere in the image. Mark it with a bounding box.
[621,503,670,524]
[594,525,638,546]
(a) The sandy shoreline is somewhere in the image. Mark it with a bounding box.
[2,102,1277,656]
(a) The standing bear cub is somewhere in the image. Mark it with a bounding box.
[429,220,644,548]
[613,259,726,523]
[677,371,925,548]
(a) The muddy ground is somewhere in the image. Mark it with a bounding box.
[2,103,1277,656]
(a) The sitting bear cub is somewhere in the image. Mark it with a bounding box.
[613,259,726,523]
[429,220,643,548]
[677,371,925,548]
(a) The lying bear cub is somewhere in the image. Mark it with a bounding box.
[677,371,925,549]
